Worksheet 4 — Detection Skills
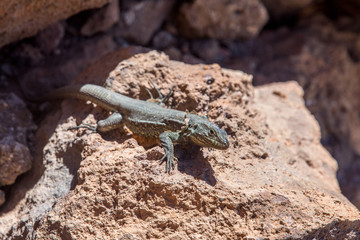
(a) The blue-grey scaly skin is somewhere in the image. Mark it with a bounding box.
[46,84,229,173]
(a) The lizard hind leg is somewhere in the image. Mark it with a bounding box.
[68,112,124,133]
[96,112,123,132]
[146,80,174,105]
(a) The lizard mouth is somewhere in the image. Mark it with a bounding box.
[215,138,229,150]
[191,136,229,149]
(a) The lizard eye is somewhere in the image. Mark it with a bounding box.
[209,129,215,135]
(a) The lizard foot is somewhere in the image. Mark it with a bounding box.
[160,151,177,173]
[146,80,174,105]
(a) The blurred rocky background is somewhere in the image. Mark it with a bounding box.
[1,0,360,239]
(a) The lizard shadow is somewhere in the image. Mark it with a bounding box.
[175,145,217,186]
[100,130,132,145]
[101,132,217,186]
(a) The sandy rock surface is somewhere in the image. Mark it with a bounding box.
[0,0,112,48]
[1,51,359,239]
[226,15,360,209]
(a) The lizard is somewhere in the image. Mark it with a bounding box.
[43,83,229,173]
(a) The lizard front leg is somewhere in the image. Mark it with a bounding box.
[159,131,180,173]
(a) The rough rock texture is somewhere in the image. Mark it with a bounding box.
[304,219,360,240]
[1,51,358,239]
[191,39,230,63]
[0,138,31,186]
[35,22,65,54]
[116,0,176,45]
[0,0,113,48]
[0,93,35,208]
[0,47,148,238]
[261,0,314,21]
[176,0,268,40]
[19,35,118,98]
[0,93,35,187]
[226,15,360,209]
[80,0,120,36]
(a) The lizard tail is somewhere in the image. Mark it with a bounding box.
[40,84,125,112]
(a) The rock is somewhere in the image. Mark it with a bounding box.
[36,22,65,54]
[176,0,268,40]
[0,47,148,238]
[303,219,360,240]
[1,51,358,239]
[0,0,113,48]
[225,15,360,209]
[191,39,230,63]
[0,93,34,186]
[332,0,360,20]
[181,53,204,65]
[116,0,176,45]
[12,43,45,66]
[163,46,182,61]
[261,0,314,22]
[152,31,177,50]
[81,0,120,36]
[0,191,4,206]
[0,93,35,207]
[20,35,118,98]
[0,138,32,186]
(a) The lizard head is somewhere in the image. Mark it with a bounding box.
[186,114,229,150]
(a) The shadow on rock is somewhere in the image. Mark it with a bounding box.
[176,145,217,186]
[302,219,360,240]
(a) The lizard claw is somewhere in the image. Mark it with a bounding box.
[146,80,174,105]
[159,151,168,165]
[166,157,175,173]
[68,123,97,133]
[159,151,176,173]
